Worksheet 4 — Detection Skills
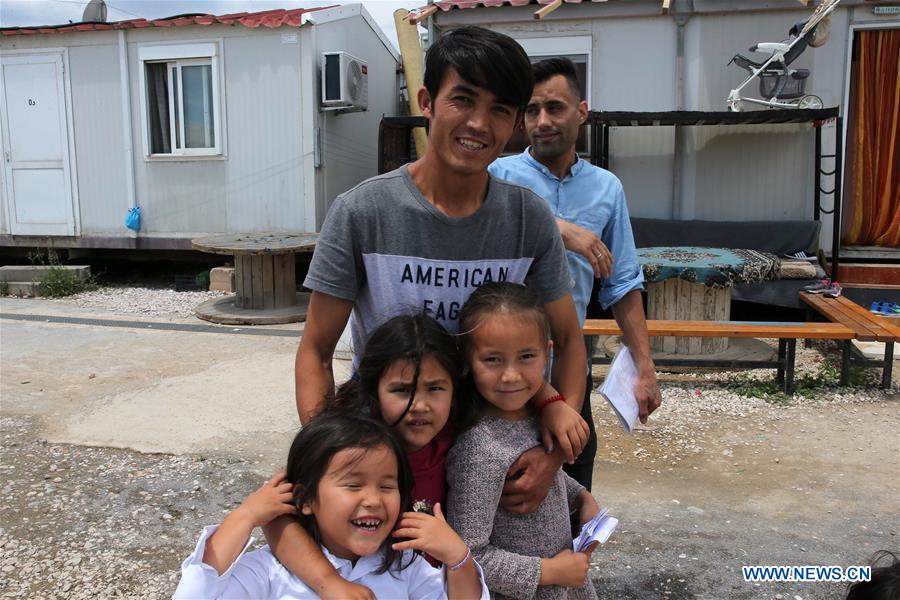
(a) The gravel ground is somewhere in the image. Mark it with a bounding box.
[1,287,896,598]
[593,338,897,470]
[2,374,894,598]
[0,415,262,600]
[44,286,227,318]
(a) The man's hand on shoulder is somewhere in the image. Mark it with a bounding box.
[500,446,565,514]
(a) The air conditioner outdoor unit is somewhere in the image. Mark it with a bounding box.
[321,51,368,111]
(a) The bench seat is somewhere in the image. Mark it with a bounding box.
[583,319,853,339]
[800,292,897,388]
[583,319,855,394]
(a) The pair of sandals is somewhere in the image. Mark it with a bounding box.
[870,301,900,316]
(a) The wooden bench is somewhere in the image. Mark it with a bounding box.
[800,292,897,389]
[583,319,855,394]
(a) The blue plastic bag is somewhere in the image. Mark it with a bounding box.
[125,206,142,232]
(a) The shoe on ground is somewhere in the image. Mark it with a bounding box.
[804,278,832,293]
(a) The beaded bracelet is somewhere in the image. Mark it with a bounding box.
[448,547,471,572]
[538,393,566,411]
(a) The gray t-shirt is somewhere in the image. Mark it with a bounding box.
[304,165,572,358]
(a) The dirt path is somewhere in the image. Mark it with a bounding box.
[591,393,900,599]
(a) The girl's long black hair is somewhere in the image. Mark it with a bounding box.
[286,413,414,574]
[326,313,475,432]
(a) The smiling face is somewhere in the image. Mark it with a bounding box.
[467,312,550,420]
[419,68,519,179]
[524,74,587,165]
[301,445,401,562]
[378,355,454,453]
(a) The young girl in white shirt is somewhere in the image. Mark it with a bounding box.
[174,413,488,599]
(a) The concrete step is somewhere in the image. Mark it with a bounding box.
[3,281,39,297]
[0,265,91,283]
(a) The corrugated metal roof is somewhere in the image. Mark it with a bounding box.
[0,7,338,37]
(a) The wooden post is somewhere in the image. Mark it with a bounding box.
[394,9,428,159]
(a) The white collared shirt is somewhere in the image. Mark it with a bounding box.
[174,525,489,599]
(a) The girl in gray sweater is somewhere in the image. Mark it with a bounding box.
[448,282,600,599]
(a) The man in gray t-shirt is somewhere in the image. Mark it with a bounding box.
[277,26,591,599]
[295,27,587,454]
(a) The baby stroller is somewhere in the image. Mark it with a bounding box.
[726,0,840,111]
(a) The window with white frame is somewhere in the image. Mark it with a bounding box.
[139,43,222,157]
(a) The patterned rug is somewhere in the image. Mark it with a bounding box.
[637,247,780,288]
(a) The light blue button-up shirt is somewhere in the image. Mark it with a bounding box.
[489,149,644,325]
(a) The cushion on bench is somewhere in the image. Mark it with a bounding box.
[778,259,818,279]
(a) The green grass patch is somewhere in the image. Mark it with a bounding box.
[724,353,880,404]
[30,249,98,298]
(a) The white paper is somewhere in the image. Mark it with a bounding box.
[598,345,640,433]
[573,507,619,551]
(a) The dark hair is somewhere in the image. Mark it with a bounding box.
[327,314,473,431]
[532,57,582,101]
[846,551,900,600]
[424,25,533,111]
[458,282,551,356]
[286,413,414,574]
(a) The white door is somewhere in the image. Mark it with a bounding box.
[0,52,77,236]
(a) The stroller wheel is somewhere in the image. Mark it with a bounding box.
[798,94,823,109]
[727,98,744,112]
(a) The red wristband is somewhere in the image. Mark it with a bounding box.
[538,394,566,411]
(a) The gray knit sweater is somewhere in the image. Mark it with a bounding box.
[447,415,598,600]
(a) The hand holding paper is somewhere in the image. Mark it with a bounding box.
[598,345,640,433]
[572,507,618,552]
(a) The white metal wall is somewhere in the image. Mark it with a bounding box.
[0,30,127,236]
[501,17,678,219]
[592,17,677,219]
[679,10,815,222]
[314,11,400,228]
[68,36,128,233]
[220,31,306,233]
[125,25,307,237]
[1,14,402,242]
[434,3,873,250]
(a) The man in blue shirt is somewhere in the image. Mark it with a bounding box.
[489,57,661,489]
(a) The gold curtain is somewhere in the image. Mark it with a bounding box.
[845,29,900,247]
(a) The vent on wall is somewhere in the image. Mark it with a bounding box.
[321,51,368,112]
